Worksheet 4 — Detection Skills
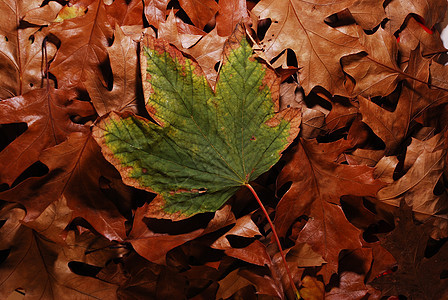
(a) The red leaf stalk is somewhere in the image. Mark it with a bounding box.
[245,183,301,299]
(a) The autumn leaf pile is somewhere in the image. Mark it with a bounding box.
[0,0,448,299]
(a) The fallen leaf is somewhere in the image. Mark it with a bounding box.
[326,272,369,299]
[251,0,363,96]
[178,0,219,29]
[348,0,386,30]
[110,252,189,299]
[158,10,205,50]
[239,268,285,299]
[398,17,447,65]
[84,25,140,116]
[279,82,303,110]
[377,133,448,219]
[346,148,386,167]
[129,203,235,263]
[325,98,359,132]
[25,196,72,244]
[23,1,63,26]
[0,0,56,98]
[358,47,448,154]
[275,137,385,238]
[94,31,300,219]
[106,0,144,26]
[430,60,448,90]
[215,0,249,37]
[217,269,252,299]
[0,88,93,186]
[0,207,119,299]
[296,202,364,282]
[143,0,169,27]
[211,214,261,249]
[276,137,385,281]
[342,27,401,97]
[370,203,448,299]
[49,0,113,89]
[183,27,228,86]
[1,132,131,241]
[384,0,447,34]
[299,276,324,300]
[223,240,273,267]
[300,107,327,139]
[285,243,326,268]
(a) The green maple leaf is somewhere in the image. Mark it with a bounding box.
[93,33,300,220]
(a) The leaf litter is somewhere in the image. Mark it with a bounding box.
[0,0,448,299]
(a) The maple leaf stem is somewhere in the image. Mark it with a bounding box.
[245,183,301,299]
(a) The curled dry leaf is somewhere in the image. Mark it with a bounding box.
[377,133,448,219]
[384,0,447,34]
[275,137,385,237]
[358,47,448,154]
[1,132,131,241]
[217,269,252,299]
[285,243,326,268]
[342,27,401,97]
[0,207,119,299]
[84,25,140,116]
[299,276,324,300]
[178,0,219,29]
[129,203,235,263]
[158,10,205,50]
[370,203,448,299]
[0,88,93,186]
[0,0,56,99]
[143,0,169,27]
[49,0,113,89]
[347,0,386,30]
[106,0,144,26]
[398,17,447,66]
[23,1,63,26]
[211,214,261,249]
[251,0,363,96]
[276,137,386,281]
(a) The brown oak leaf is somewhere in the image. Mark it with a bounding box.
[158,10,205,50]
[276,137,386,281]
[377,133,448,219]
[106,0,144,26]
[398,17,447,66]
[215,0,250,37]
[370,203,448,299]
[342,27,401,97]
[129,203,235,263]
[0,0,56,99]
[178,0,219,29]
[22,1,63,26]
[276,137,386,238]
[143,0,169,27]
[384,0,447,34]
[0,88,93,186]
[49,0,113,89]
[84,25,140,116]
[348,0,386,31]
[251,0,363,96]
[1,132,132,241]
[0,206,119,299]
[358,47,448,154]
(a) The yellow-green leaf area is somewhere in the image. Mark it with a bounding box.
[95,37,294,217]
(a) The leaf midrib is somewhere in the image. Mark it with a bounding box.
[148,49,247,184]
